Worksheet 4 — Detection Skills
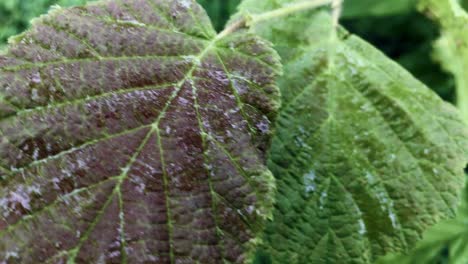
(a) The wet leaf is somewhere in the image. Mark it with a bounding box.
[0,0,281,262]
[234,1,468,263]
[377,175,468,264]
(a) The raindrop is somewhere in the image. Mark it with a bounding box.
[31,89,40,101]
[109,251,121,258]
[179,0,192,9]
[178,97,189,105]
[358,219,366,235]
[389,211,398,228]
[360,102,372,112]
[118,15,146,27]
[256,120,270,134]
[181,55,200,65]
[246,205,255,214]
[5,250,19,260]
[31,72,41,84]
[304,170,317,194]
[365,171,376,185]
[319,191,327,210]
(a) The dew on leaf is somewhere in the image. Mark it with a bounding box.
[178,96,189,106]
[303,170,316,194]
[365,171,376,185]
[389,211,398,229]
[358,219,366,235]
[256,119,270,134]
[179,0,192,9]
[31,72,41,84]
[319,191,327,210]
[181,55,200,65]
[31,89,40,101]
[246,205,255,214]
[360,102,372,112]
[5,250,19,260]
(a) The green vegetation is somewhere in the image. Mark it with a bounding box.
[0,0,467,263]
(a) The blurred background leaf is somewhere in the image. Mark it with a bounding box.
[197,0,240,31]
[342,0,417,18]
[341,0,456,102]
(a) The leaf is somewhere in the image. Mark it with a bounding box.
[341,12,456,102]
[0,0,91,48]
[197,0,241,31]
[0,0,281,262]
[342,0,416,18]
[233,1,468,263]
[377,175,468,264]
[419,0,468,123]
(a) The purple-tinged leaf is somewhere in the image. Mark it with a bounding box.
[0,0,281,263]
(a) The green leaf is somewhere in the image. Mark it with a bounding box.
[0,0,281,262]
[197,0,241,31]
[377,176,468,264]
[419,0,468,123]
[342,12,456,102]
[234,1,468,263]
[342,0,416,18]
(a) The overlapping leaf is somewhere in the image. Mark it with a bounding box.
[234,0,468,263]
[342,0,416,18]
[419,0,468,122]
[0,0,282,262]
[197,0,240,31]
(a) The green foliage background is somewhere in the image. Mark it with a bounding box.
[0,0,466,263]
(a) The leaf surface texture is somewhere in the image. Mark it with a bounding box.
[234,1,468,263]
[0,0,281,263]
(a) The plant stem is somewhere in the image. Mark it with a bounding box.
[331,0,343,28]
[327,0,342,68]
[217,0,333,39]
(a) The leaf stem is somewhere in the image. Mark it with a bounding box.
[217,0,333,40]
[328,0,343,68]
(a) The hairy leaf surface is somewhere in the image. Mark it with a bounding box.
[0,0,281,262]
[378,175,468,264]
[234,1,468,263]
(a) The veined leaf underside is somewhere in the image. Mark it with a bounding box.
[0,0,281,263]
